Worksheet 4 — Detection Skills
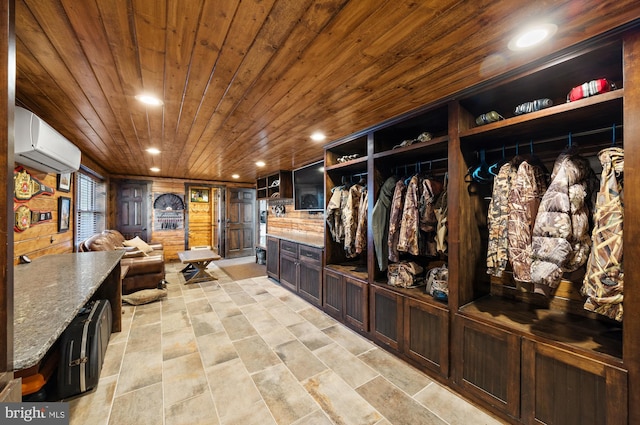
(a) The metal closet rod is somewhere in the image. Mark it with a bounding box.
[393,156,448,176]
[479,124,623,155]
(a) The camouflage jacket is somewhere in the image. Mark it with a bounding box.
[326,187,347,243]
[343,184,365,258]
[486,161,518,276]
[582,147,624,321]
[355,188,368,255]
[507,161,548,283]
[388,180,407,263]
[530,153,594,294]
[398,175,421,255]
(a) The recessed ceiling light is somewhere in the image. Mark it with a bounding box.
[150,167,160,172]
[232,174,240,179]
[310,132,326,142]
[508,23,557,51]
[146,147,161,154]
[256,161,266,167]
[135,94,164,106]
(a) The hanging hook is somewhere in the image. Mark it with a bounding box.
[568,132,572,148]
[529,139,534,154]
[612,124,616,146]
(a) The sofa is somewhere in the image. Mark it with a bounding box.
[79,230,165,294]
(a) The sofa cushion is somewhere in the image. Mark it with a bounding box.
[123,236,154,253]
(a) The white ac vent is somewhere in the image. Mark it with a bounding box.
[14,106,81,173]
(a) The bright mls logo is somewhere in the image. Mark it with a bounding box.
[2,403,68,424]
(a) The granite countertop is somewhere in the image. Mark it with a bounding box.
[13,250,123,371]
[267,232,324,248]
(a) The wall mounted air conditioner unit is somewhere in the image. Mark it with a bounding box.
[14,106,81,174]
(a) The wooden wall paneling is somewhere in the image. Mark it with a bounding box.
[623,29,640,423]
[13,168,74,263]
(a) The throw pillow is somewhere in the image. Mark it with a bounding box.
[123,236,154,253]
[122,288,168,305]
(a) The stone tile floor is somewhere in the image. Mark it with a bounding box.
[68,260,506,425]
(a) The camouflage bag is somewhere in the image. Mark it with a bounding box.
[388,261,424,288]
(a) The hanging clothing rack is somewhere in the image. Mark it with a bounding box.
[478,124,622,156]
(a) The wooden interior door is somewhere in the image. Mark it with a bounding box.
[211,187,221,254]
[225,187,255,258]
[187,186,212,250]
[117,180,151,241]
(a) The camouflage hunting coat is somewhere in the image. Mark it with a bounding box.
[507,161,548,283]
[530,153,594,294]
[388,180,407,263]
[398,175,421,256]
[487,161,519,277]
[582,147,624,321]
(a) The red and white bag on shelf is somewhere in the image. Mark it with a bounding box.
[567,79,615,102]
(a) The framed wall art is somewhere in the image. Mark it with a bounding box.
[58,196,71,232]
[57,172,71,192]
[190,188,209,203]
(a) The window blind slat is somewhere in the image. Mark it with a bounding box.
[75,172,106,248]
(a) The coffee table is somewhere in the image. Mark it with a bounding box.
[177,249,221,284]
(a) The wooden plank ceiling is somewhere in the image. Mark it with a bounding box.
[14,0,640,182]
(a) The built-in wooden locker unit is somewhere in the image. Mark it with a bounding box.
[449,31,633,424]
[320,26,640,424]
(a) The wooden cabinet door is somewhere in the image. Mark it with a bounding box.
[404,298,449,378]
[279,252,298,293]
[370,284,403,352]
[298,260,322,306]
[456,315,521,420]
[323,268,343,319]
[521,339,627,425]
[344,276,368,333]
[266,237,280,280]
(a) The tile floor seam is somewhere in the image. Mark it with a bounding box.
[180,280,226,425]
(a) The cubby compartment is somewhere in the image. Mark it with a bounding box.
[373,105,448,154]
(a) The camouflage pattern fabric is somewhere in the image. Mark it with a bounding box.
[398,175,421,255]
[530,153,594,293]
[582,148,624,321]
[355,188,368,254]
[419,178,443,257]
[388,180,407,262]
[507,161,548,283]
[326,188,346,243]
[434,173,448,255]
[343,184,365,258]
[487,161,518,276]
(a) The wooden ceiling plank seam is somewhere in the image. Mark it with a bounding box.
[57,0,140,153]
[131,0,168,167]
[185,0,318,177]
[15,53,116,164]
[201,0,410,170]
[14,0,640,181]
[186,0,384,177]
[91,0,150,174]
[19,0,132,152]
[14,10,131,166]
[172,0,278,177]
[160,0,207,172]
[218,0,554,169]
[164,0,238,177]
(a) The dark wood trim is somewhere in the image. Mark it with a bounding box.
[1,0,15,390]
[623,29,640,423]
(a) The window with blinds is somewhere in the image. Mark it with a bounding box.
[75,172,106,248]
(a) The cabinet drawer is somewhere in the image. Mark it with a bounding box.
[299,245,322,263]
[280,240,298,257]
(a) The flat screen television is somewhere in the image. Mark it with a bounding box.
[293,160,324,212]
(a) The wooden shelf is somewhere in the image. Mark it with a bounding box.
[459,296,623,363]
[371,279,449,308]
[324,263,368,281]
